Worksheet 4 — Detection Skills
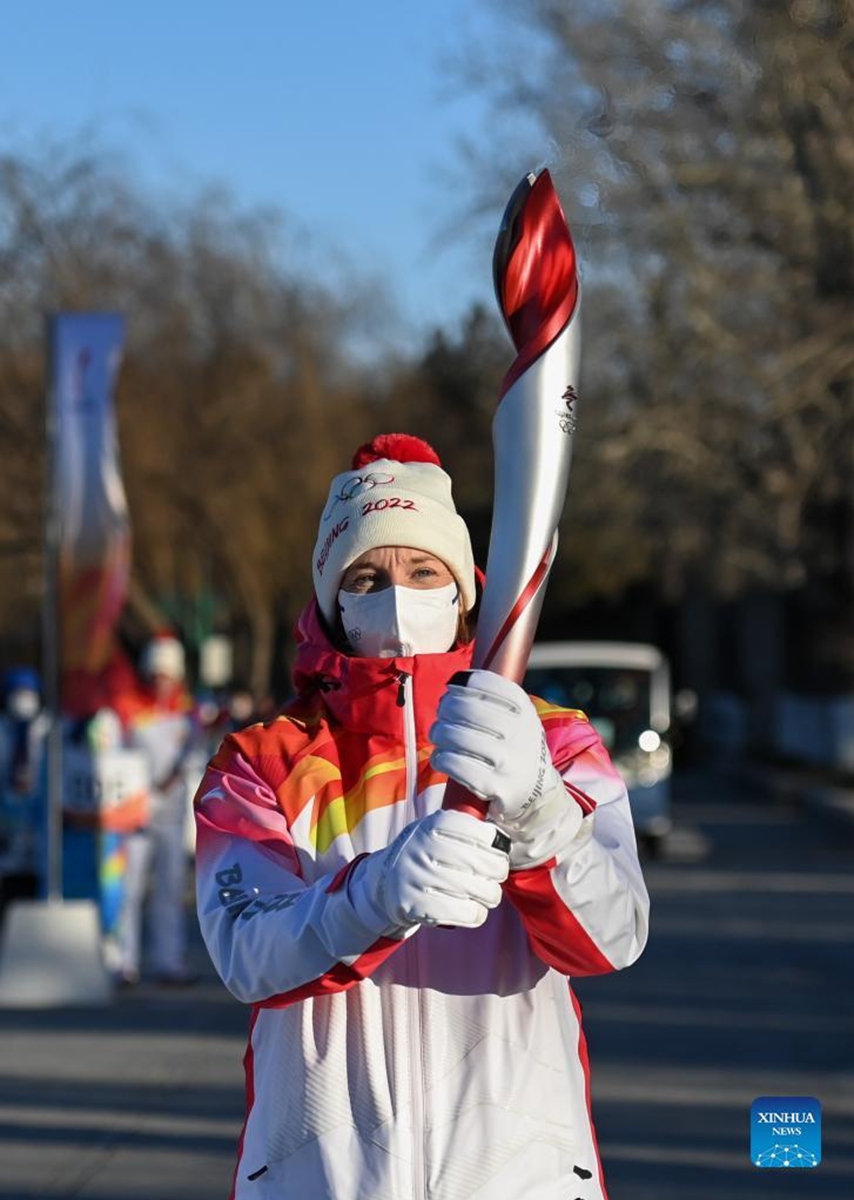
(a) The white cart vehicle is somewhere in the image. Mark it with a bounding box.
[525,641,673,853]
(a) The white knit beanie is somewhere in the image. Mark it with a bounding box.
[313,434,476,625]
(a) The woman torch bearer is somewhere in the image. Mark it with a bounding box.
[194,172,650,1200]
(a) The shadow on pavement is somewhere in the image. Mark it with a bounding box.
[576,768,854,1199]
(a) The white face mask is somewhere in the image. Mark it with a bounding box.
[337,582,461,658]
[7,689,40,721]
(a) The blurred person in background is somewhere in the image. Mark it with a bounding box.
[125,634,198,985]
[83,706,152,987]
[0,667,48,897]
[226,687,258,731]
[192,687,259,767]
[194,435,649,1199]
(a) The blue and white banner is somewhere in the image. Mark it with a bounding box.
[49,313,130,715]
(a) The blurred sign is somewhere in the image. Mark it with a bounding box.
[62,746,150,832]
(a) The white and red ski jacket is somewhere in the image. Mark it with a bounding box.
[195,602,649,1200]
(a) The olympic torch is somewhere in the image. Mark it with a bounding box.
[444,169,581,819]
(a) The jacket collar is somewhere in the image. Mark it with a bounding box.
[291,600,474,740]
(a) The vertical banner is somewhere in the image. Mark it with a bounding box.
[49,314,131,717]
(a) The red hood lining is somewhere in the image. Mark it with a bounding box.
[290,599,475,740]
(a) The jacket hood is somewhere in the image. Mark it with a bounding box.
[291,599,474,741]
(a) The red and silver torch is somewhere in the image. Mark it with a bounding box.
[444,168,581,819]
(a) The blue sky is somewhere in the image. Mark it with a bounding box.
[0,1,536,351]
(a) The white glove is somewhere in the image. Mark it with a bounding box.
[430,670,584,869]
[348,808,510,932]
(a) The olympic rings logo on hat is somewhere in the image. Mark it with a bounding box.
[323,471,395,521]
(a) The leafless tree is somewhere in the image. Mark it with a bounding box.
[455,0,854,630]
[0,146,373,695]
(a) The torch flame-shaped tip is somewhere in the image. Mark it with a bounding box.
[493,169,578,397]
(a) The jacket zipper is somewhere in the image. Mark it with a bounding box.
[397,670,426,1200]
[397,671,418,819]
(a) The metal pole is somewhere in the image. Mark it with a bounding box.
[42,317,63,903]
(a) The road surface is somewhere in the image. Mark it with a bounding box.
[579,768,854,1199]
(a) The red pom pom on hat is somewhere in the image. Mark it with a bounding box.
[351,433,442,470]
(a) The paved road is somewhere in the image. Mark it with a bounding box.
[0,768,851,1198]
[577,768,854,1199]
[0,944,247,1199]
